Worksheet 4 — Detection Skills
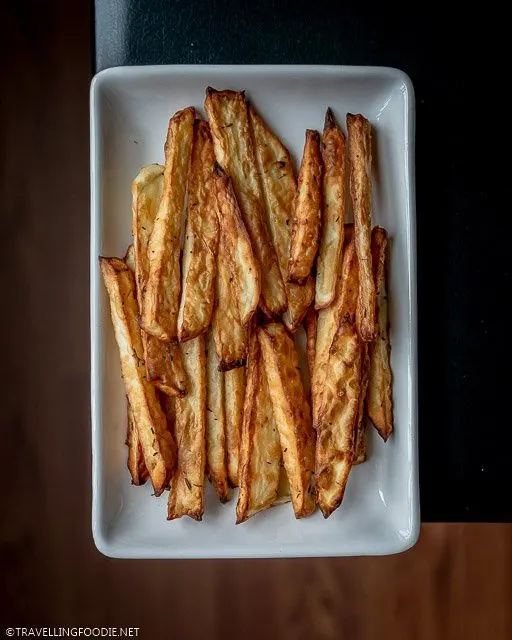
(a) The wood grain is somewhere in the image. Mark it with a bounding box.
[1,2,511,639]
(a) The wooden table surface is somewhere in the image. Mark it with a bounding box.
[1,2,511,638]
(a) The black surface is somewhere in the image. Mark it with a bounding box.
[94,1,507,522]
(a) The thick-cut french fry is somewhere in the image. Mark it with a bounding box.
[100,257,176,496]
[132,163,187,397]
[347,113,376,342]
[224,364,246,487]
[204,88,287,317]
[249,106,314,332]
[354,345,370,465]
[178,121,219,342]
[311,225,354,427]
[205,329,229,502]
[287,130,323,285]
[314,239,363,517]
[316,109,346,310]
[168,336,206,521]
[142,107,195,342]
[304,306,317,384]
[367,226,394,441]
[236,332,282,523]
[126,404,149,486]
[258,323,316,519]
[212,229,248,371]
[212,165,260,328]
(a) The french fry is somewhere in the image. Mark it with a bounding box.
[311,225,354,427]
[354,345,370,465]
[205,88,287,316]
[126,404,149,486]
[315,109,346,310]
[287,129,323,285]
[212,229,248,370]
[258,323,316,519]
[142,107,195,342]
[205,329,229,502]
[224,364,246,487]
[178,120,219,342]
[347,113,376,342]
[99,257,176,496]
[314,238,363,517]
[249,105,314,332]
[132,163,187,397]
[212,165,260,328]
[168,336,206,521]
[236,331,282,523]
[366,226,394,441]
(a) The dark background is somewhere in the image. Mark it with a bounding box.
[1,1,510,637]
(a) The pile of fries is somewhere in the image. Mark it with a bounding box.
[100,88,394,523]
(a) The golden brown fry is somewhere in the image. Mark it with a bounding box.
[205,329,229,503]
[124,244,136,272]
[132,163,187,397]
[354,345,370,465]
[287,129,323,285]
[236,332,282,523]
[142,107,195,342]
[315,109,346,310]
[99,257,176,496]
[304,306,317,383]
[211,229,248,371]
[126,404,149,486]
[347,113,376,342]
[367,226,394,441]
[311,225,354,427]
[258,323,316,519]
[205,88,286,316]
[168,336,206,521]
[224,364,246,487]
[249,105,314,332]
[314,239,363,517]
[178,121,219,342]
[212,165,260,327]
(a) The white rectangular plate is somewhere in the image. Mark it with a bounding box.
[90,65,418,558]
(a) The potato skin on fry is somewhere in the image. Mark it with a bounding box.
[212,229,248,371]
[205,329,230,503]
[178,120,219,343]
[236,332,282,523]
[315,108,346,310]
[131,163,187,397]
[212,164,260,328]
[258,323,316,519]
[366,226,394,441]
[205,88,287,316]
[354,344,370,465]
[304,306,317,384]
[100,257,176,496]
[347,113,376,343]
[142,107,195,342]
[126,404,149,486]
[288,129,323,285]
[224,364,246,487]
[249,105,314,332]
[168,335,206,521]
